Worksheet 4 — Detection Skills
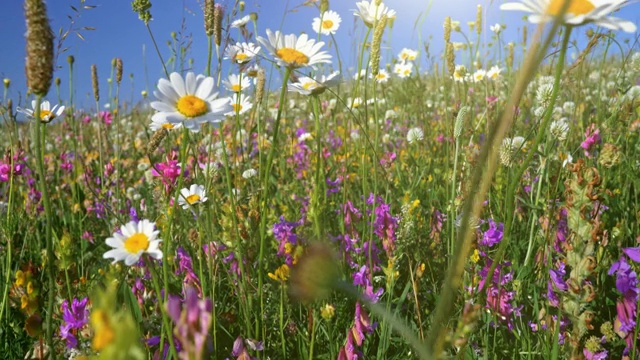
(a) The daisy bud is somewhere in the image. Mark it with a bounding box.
[91,64,99,102]
[370,15,387,76]
[141,90,148,98]
[320,0,329,13]
[250,12,258,21]
[67,55,74,65]
[3,78,10,88]
[147,128,168,156]
[213,4,223,46]
[204,0,214,36]
[24,0,54,96]
[239,1,245,11]
[115,58,123,84]
[522,26,528,46]
[475,4,482,36]
[454,106,469,139]
[443,16,451,43]
[55,77,60,86]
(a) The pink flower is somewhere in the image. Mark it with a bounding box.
[580,123,601,158]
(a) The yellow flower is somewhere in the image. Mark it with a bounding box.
[470,249,480,263]
[268,264,290,282]
[91,310,115,351]
[15,270,25,287]
[320,304,335,320]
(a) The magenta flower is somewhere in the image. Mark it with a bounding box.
[580,123,601,158]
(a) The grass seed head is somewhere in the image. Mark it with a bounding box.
[24,0,54,96]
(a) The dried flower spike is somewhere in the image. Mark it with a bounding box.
[24,0,54,96]
[204,0,214,36]
[91,64,99,102]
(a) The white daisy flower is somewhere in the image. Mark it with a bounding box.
[231,15,251,28]
[394,62,413,78]
[224,42,261,64]
[354,1,396,27]
[242,168,258,179]
[16,100,65,124]
[487,65,503,80]
[288,71,340,96]
[347,97,363,110]
[372,69,390,83]
[222,74,252,93]
[151,72,232,133]
[149,115,182,131]
[257,29,332,69]
[407,127,424,144]
[453,65,467,82]
[398,48,418,62]
[103,219,163,266]
[313,10,342,35]
[226,93,253,115]
[500,0,637,33]
[473,69,487,82]
[353,69,368,80]
[178,184,208,209]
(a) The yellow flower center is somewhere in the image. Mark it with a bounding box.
[124,233,149,254]
[232,84,242,92]
[376,73,386,80]
[302,82,317,90]
[40,110,53,121]
[322,19,334,29]
[162,123,175,129]
[186,194,201,204]
[232,103,243,113]
[235,53,249,62]
[276,48,309,67]
[547,0,595,16]
[176,95,209,118]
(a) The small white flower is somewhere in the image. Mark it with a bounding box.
[242,168,258,179]
[354,1,396,27]
[312,10,342,35]
[226,93,253,116]
[103,219,163,266]
[222,74,252,93]
[298,132,313,142]
[178,184,208,209]
[453,65,467,82]
[371,69,390,83]
[398,48,418,62]
[490,23,502,34]
[16,100,65,124]
[487,65,502,80]
[231,15,251,28]
[224,42,261,64]
[393,62,413,78]
[407,127,424,144]
[288,71,340,96]
[473,69,487,82]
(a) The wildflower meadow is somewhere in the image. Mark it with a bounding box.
[3,0,640,359]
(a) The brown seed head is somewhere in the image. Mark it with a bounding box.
[204,0,215,36]
[213,4,223,46]
[115,58,123,84]
[370,15,387,76]
[444,16,452,43]
[24,0,54,96]
[91,64,99,102]
[255,68,265,104]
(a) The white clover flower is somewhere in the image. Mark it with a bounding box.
[407,127,424,144]
[242,168,258,179]
[536,83,555,108]
[550,118,569,141]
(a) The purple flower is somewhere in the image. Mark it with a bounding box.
[622,247,640,263]
[166,287,213,360]
[479,220,503,247]
[549,262,568,292]
[58,297,89,348]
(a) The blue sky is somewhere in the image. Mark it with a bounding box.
[1,0,639,109]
